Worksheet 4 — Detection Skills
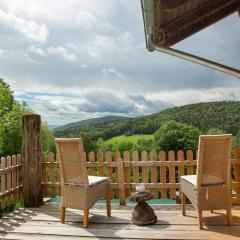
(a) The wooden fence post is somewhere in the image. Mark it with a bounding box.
[234,148,240,203]
[117,157,126,205]
[22,114,43,207]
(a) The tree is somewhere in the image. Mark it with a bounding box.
[96,137,106,151]
[112,141,133,154]
[207,128,224,135]
[0,78,56,156]
[233,130,240,149]
[41,122,55,153]
[0,78,14,117]
[132,139,157,153]
[79,131,95,153]
[0,102,31,156]
[154,120,200,152]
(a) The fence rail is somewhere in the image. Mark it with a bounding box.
[41,149,240,205]
[1,149,240,209]
[0,155,22,210]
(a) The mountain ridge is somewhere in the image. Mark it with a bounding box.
[54,101,240,140]
[54,115,128,132]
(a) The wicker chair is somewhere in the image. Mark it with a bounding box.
[180,134,232,230]
[55,138,111,228]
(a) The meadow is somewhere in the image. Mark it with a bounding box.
[105,134,153,145]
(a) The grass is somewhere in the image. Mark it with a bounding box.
[105,134,153,145]
[0,201,23,214]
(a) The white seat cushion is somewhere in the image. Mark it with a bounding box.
[88,175,108,186]
[181,174,224,186]
[181,175,197,185]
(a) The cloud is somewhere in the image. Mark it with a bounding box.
[128,94,174,113]
[102,68,122,78]
[0,9,49,43]
[46,46,77,62]
[29,46,47,56]
[15,91,172,125]
[0,0,239,125]
[81,64,88,68]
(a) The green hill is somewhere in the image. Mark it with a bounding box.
[54,101,240,141]
[54,115,128,131]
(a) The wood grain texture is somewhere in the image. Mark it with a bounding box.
[88,152,95,176]
[117,157,125,205]
[132,151,139,188]
[1,157,6,209]
[48,152,55,196]
[1,203,240,240]
[169,151,176,199]
[123,151,130,197]
[21,114,43,207]
[187,150,194,175]
[97,151,104,176]
[160,151,167,198]
[234,149,240,200]
[177,150,184,185]
[141,151,148,184]
[150,150,158,198]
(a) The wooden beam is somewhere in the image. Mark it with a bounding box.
[154,0,240,46]
[22,114,43,207]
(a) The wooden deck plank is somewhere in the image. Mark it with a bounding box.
[1,204,240,240]
[1,226,240,240]
[2,217,240,229]
[0,233,132,240]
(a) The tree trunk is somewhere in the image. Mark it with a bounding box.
[22,114,43,207]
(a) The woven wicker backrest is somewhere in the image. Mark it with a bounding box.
[55,138,88,185]
[196,134,232,187]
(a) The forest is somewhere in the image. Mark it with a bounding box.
[0,78,55,156]
[55,101,240,141]
[1,77,240,157]
[54,100,240,153]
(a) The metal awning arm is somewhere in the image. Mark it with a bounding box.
[148,37,240,79]
[141,0,240,79]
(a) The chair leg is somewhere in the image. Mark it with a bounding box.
[105,192,111,217]
[181,192,186,216]
[197,211,203,230]
[227,207,232,226]
[83,210,89,228]
[60,206,65,224]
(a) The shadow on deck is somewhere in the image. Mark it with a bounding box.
[1,202,240,239]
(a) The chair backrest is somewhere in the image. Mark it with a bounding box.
[55,138,88,185]
[196,134,232,187]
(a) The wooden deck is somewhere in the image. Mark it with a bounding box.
[1,202,240,239]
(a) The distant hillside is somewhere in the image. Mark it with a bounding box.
[54,115,128,132]
[54,101,240,141]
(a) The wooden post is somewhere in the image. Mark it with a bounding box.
[124,151,131,197]
[234,148,240,203]
[117,157,126,205]
[169,150,176,199]
[150,150,158,198]
[160,151,167,198]
[22,114,43,207]
[132,151,139,190]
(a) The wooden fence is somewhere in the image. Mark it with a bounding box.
[1,149,240,209]
[42,149,240,205]
[0,155,22,210]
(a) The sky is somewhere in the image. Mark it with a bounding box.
[0,0,239,126]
